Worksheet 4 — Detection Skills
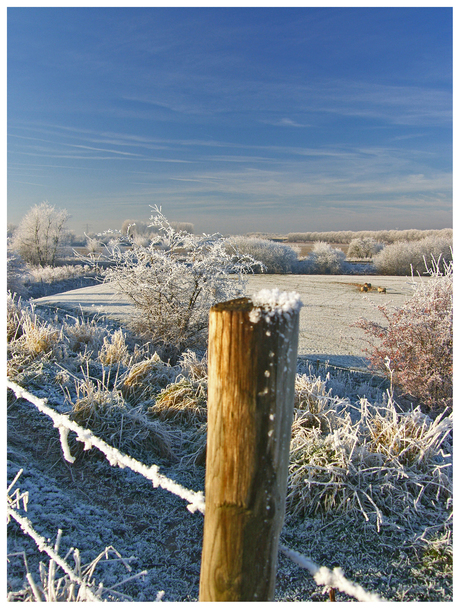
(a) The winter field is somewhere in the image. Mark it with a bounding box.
[7,208,452,601]
[34,273,422,369]
[7,272,452,602]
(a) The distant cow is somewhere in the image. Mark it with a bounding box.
[364,282,371,289]
[377,286,386,293]
[360,285,368,292]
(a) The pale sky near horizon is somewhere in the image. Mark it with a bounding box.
[7,5,452,236]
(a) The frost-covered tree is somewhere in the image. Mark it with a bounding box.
[226,236,298,273]
[11,202,70,267]
[347,237,383,259]
[102,207,258,353]
[373,236,453,275]
[307,241,346,274]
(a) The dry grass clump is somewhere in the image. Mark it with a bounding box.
[7,301,63,378]
[18,316,62,356]
[7,297,60,355]
[288,424,353,515]
[364,402,447,467]
[178,350,208,381]
[64,316,107,355]
[66,375,178,462]
[287,394,452,530]
[148,377,208,425]
[293,373,349,434]
[98,329,130,366]
[121,353,179,404]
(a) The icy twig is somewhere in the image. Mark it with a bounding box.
[8,551,43,601]
[7,506,101,602]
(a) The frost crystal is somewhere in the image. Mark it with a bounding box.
[250,289,302,323]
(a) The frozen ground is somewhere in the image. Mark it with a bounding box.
[34,273,424,370]
[8,272,451,602]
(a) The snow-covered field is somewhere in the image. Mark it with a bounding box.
[7,273,451,602]
[34,273,424,369]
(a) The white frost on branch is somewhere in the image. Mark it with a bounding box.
[78,205,260,352]
[6,507,101,602]
[7,380,205,514]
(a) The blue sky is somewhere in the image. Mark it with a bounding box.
[7,6,452,235]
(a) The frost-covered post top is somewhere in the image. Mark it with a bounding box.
[249,289,302,323]
[211,289,302,324]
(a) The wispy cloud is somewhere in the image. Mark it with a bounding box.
[63,143,143,157]
[261,117,311,128]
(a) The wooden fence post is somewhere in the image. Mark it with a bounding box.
[199,292,301,601]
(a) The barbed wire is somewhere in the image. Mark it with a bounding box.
[279,545,383,602]
[8,379,383,601]
[7,380,205,514]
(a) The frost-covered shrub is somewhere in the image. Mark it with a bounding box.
[171,221,194,234]
[25,264,92,284]
[100,207,257,353]
[355,260,453,411]
[131,233,151,248]
[373,236,452,275]
[287,394,452,523]
[11,202,70,267]
[304,241,346,274]
[86,236,101,254]
[347,237,383,259]
[226,236,298,273]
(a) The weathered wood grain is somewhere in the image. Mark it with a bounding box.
[199,296,299,601]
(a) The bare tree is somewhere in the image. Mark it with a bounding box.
[11,202,70,267]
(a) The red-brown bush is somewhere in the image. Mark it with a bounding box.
[355,259,453,411]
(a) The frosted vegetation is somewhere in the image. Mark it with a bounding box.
[287,227,453,245]
[10,201,70,267]
[7,203,453,297]
[356,259,453,411]
[6,290,453,600]
[6,205,453,600]
[226,235,299,273]
[98,207,258,356]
